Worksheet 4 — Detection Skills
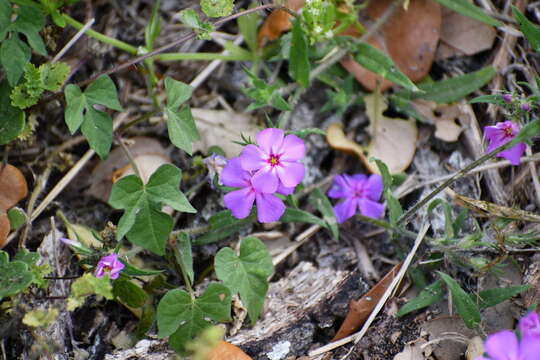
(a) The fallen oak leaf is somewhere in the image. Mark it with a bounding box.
[333,262,403,341]
[207,341,252,360]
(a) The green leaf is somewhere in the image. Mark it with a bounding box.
[469,94,506,106]
[372,159,401,225]
[113,278,148,308]
[118,260,164,277]
[215,237,274,325]
[175,232,194,285]
[10,63,42,109]
[432,0,502,27]
[7,207,26,231]
[193,210,255,245]
[438,272,481,329]
[0,251,33,300]
[11,5,47,55]
[471,285,530,310]
[109,164,196,255]
[397,280,444,317]
[22,307,59,328]
[145,0,162,49]
[280,208,327,227]
[354,42,419,92]
[0,35,31,85]
[286,128,326,138]
[290,20,310,88]
[41,62,71,91]
[164,77,200,154]
[64,84,85,133]
[85,75,123,111]
[0,80,25,144]
[309,188,339,239]
[201,0,234,17]
[513,6,540,53]
[67,273,113,311]
[178,9,214,40]
[81,106,113,158]
[157,284,231,352]
[237,6,259,53]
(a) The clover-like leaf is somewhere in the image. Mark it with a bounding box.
[157,283,231,353]
[215,237,273,325]
[64,75,122,158]
[67,273,113,311]
[0,250,33,300]
[109,164,196,255]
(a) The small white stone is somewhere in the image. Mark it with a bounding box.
[266,341,291,360]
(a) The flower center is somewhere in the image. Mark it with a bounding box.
[268,154,280,166]
[504,126,514,137]
[103,265,112,273]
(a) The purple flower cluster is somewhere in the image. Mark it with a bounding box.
[484,121,526,165]
[221,128,305,223]
[95,254,124,280]
[327,174,385,223]
[476,311,540,360]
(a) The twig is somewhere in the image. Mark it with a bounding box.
[526,147,540,208]
[52,18,95,63]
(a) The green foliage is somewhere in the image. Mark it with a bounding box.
[64,75,123,158]
[469,94,507,106]
[14,248,51,289]
[438,272,481,329]
[397,280,444,317]
[286,128,326,138]
[471,285,530,310]
[164,77,200,155]
[0,250,34,300]
[193,210,255,245]
[22,306,59,328]
[157,284,231,353]
[67,273,114,311]
[119,260,164,277]
[11,62,70,109]
[290,20,310,88]
[175,232,194,285]
[215,237,274,325]
[201,0,234,18]
[145,0,162,49]
[0,80,25,144]
[7,207,26,231]
[109,164,196,255]
[432,0,502,27]
[0,1,47,85]
[237,6,259,53]
[309,188,339,239]
[513,7,540,53]
[302,0,336,43]
[178,9,214,40]
[373,159,403,226]
[243,67,292,112]
[113,278,148,308]
[280,208,328,227]
[353,42,419,92]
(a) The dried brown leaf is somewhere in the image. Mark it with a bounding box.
[0,210,10,249]
[206,341,252,360]
[257,0,305,47]
[333,262,403,341]
[326,122,369,166]
[412,99,464,142]
[0,164,28,210]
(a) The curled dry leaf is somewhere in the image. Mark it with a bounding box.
[326,122,369,167]
[412,99,464,142]
[257,0,305,47]
[206,341,252,360]
[332,262,403,341]
[0,164,28,248]
[465,336,484,360]
[342,0,441,91]
[365,94,417,173]
[393,341,427,360]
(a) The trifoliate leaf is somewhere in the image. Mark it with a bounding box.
[214,237,273,325]
[0,80,25,144]
[157,283,231,353]
[109,164,196,255]
[201,0,234,18]
[67,273,113,311]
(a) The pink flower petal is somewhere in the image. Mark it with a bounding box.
[221,157,250,188]
[350,174,367,183]
[95,266,105,278]
[484,330,519,360]
[224,187,255,219]
[277,183,295,196]
[255,193,285,223]
[251,167,279,193]
[333,198,358,224]
[276,161,305,188]
[280,134,305,161]
[240,144,267,171]
[497,143,526,165]
[365,174,383,201]
[328,175,352,199]
[358,198,385,219]
[519,312,540,338]
[519,336,540,360]
[256,128,284,154]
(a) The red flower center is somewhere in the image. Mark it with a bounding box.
[504,126,514,137]
[268,154,280,166]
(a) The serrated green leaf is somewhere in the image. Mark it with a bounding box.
[309,188,339,239]
[10,63,43,109]
[1,35,31,85]
[201,0,234,17]
[354,42,419,92]
[290,20,310,88]
[397,280,444,317]
[438,272,481,329]
[471,285,530,310]
[215,237,273,325]
[0,80,25,144]
[109,164,196,255]
[67,273,113,311]
[41,62,70,91]
[193,210,255,245]
[176,232,194,285]
[113,278,148,308]
[157,284,231,352]
[432,0,502,27]
[280,208,327,227]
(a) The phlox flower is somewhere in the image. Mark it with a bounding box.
[475,330,539,360]
[95,254,124,280]
[240,128,305,193]
[519,311,540,338]
[484,121,526,165]
[221,157,292,223]
[327,173,385,224]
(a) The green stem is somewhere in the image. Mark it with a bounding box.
[156,52,253,62]
[62,14,139,55]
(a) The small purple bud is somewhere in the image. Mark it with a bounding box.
[502,94,513,103]
[521,102,531,111]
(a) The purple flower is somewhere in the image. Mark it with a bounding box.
[475,330,539,360]
[95,254,124,280]
[519,312,540,338]
[327,174,385,224]
[203,153,228,187]
[521,103,531,111]
[220,157,291,223]
[484,121,526,165]
[240,128,305,193]
[502,94,513,103]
